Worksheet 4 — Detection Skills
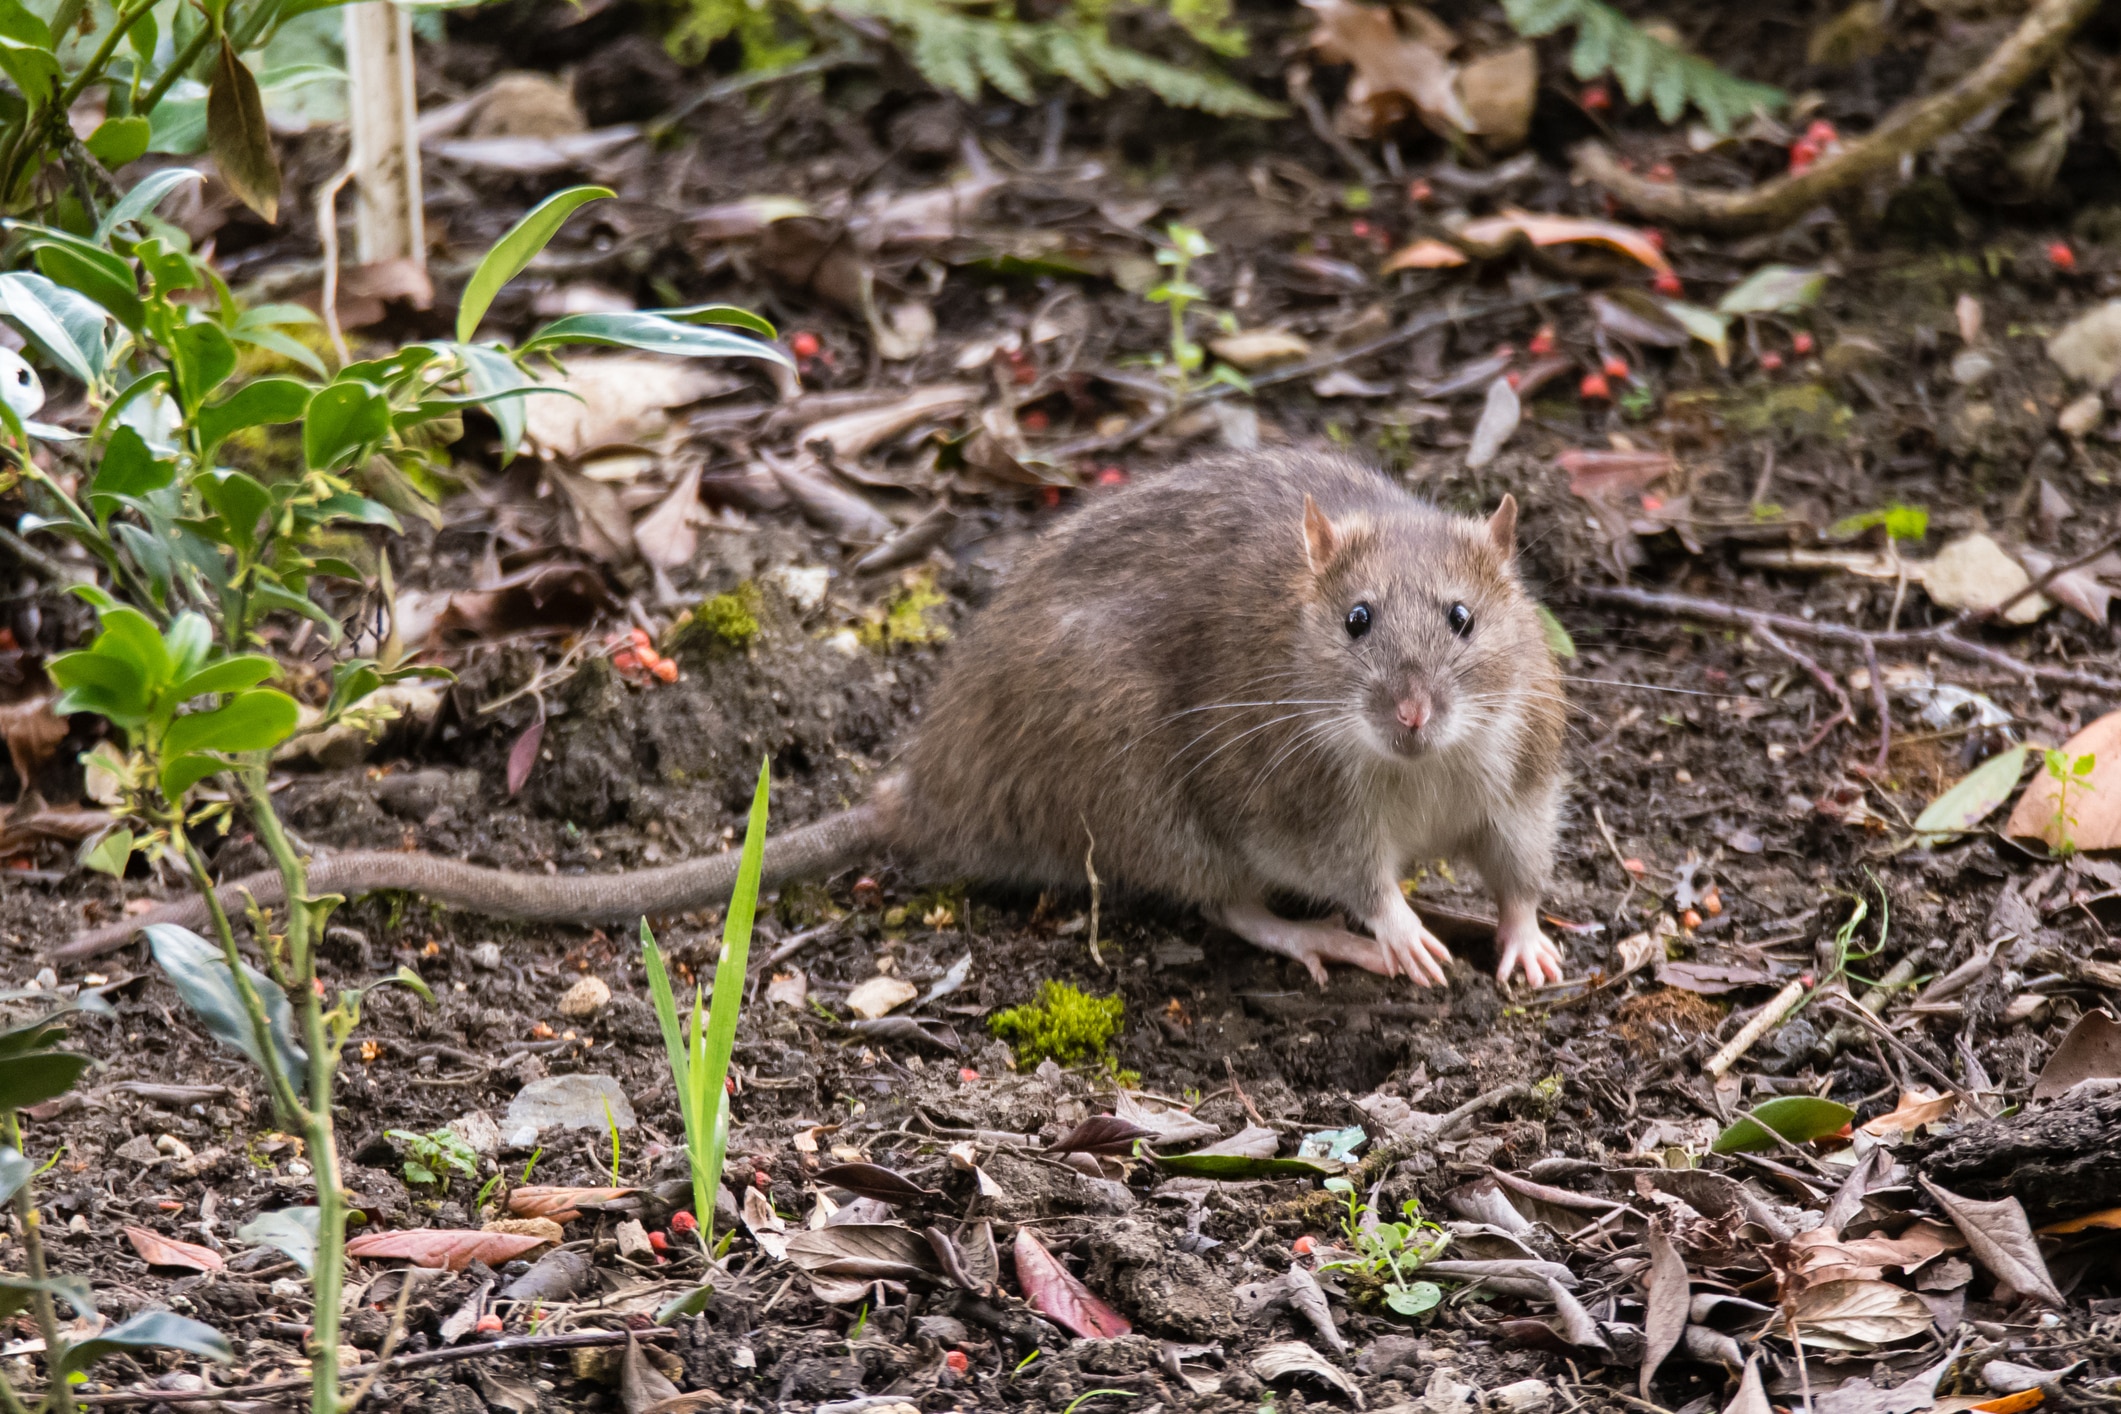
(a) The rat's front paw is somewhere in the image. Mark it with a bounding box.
[1371,907,1451,988]
[1494,914,1564,988]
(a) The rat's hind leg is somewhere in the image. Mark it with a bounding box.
[1206,900,1399,988]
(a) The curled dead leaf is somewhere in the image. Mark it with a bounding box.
[125,1225,225,1272]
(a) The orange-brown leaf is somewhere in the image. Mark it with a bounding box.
[506,1185,639,1223]
[1859,1088,1958,1138]
[1975,1390,2045,1414]
[1456,212,1672,273]
[1382,238,1470,272]
[345,1228,550,1271]
[2038,1206,2121,1234]
[2005,709,2121,852]
[125,1225,226,1273]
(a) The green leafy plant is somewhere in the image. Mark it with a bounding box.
[1317,1177,1449,1317]
[643,758,771,1262]
[0,1006,233,1414]
[2043,748,2097,858]
[1830,503,1929,542]
[1144,223,1248,399]
[990,979,1123,1066]
[672,0,1278,116]
[17,179,786,1414]
[387,1128,479,1190]
[1711,1095,1856,1154]
[1499,0,1783,134]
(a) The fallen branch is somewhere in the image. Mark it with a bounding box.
[1572,0,2102,233]
[1582,584,2121,694]
[1705,977,1809,1079]
[1750,623,1854,755]
[65,1325,681,1407]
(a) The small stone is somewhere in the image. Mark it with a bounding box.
[846,975,918,1020]
[1423,1368,1482,1414]
[154,1134,195,1161]
[2048,300,2121,385]
[2059,391,2103,436]
[506,1074,636,1133]
[1491,1379,1555,1414]
[766,564,830,614]
[1949,349,1994,386]
[448,1111,504,1159]
[471,943,503,971]
[558,975,610,1018]
[613,1219,654,1261]
[270,1278,306,1301]
[110,1132,155,1165]
[337,1345,364,1372]
[31,968,56,991]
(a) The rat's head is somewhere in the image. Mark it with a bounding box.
[1296,492,1547,764]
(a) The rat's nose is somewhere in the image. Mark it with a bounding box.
[1395,689,1432,731]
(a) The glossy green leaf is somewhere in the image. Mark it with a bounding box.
[85,113,151,170]
[46,648,148,724]
[0,270,107,386]
[82,827,134,878]
[197,469,271,554]
[96,168,204,244]
[1717,265,1827,317]
[303,379,389,471]
[661,303,777,338]
[0,36,59,107]
[1658,299,1730,366]
[0,1148,32,1207]
[0,0,53,49]
[0,1050,91,1111]
[311,491,401,530]
[29,238,143,332]
[656,1285,714,1324]
[94,606,173,690]
[456,184,612,342]
[158,752,225,800]
[197,376,312,456]
[146,924,307,1088]
[236,1207,317,1274]
[522,311,793,367]
[1913,745,2031,845]
[454,341,531,461]
[173,654,278,700]
[170,321,238,407]
[165,612,211,681]
[164,689,300,758]
[1712,1096,1855,1154]
[0,1014,67,1060]
[89,426,173,511]
[1385,1281,1443,1316]
[56,1310,233,1379]
[206,38,279,222]
[1150,1152,1338,1179]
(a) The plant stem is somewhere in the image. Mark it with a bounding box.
[174,828,306,1121]
[2,1111,70,1414]
[137,25,212,117]
[56,0,158,112]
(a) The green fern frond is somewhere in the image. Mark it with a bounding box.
[1501,0,1783,134]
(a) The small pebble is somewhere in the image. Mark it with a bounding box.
[557,975,610,1018]
[471,943,503,970]
[1490,1380,1554,1414]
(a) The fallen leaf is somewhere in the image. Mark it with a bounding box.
[1661,300,1731,365]
[741,1186,788,1261]
[345,1228,550,1271]
[1012,1228,1131,1338]
[1713,1097,1855,1153]
[1114,1091,1219,1148]
[619,1331,680,1414]
[2004,709,2121,853]
[2037,1206,2121,1234]
[1459,42,1536,146]
[784,1222,940,1282]
[1717,265,1828,315]
[633,463,704,572]
[815,1162,939,1205]
[125,1225,225,1273]
[1917,1177,2064,1307]
[1456,211,1672,273]
[1592,290,1691,348]
[1654,960,1776,994]
[1785,1278,1934,1350]
[1209,329,1313,369]
[1724,1357,1772,1414]
[1921,534,2050,624]
[1251,1341,1361,1402]
[1640,1219,1689,1397]
[845,976,917,1020]
[505,1186,638,1223]
[797,385,980,462]
[1284,1262,1346,1353]
[1861,1089,1958,1138]
[1048,1115,1158,1157]
[506,719,545,798]
[392,561,615,647]
[2032,1009,2121,1100]
[765,970,808,1009]
[1303,0,1469,138]
[523,356,737,458]
[1913,746,2030,844]
[0,697,69,793]
[1382,238,1471,271]
[1974,1393,2045,1414]
[1465,377,1520,470]
[1559,448,1676,498]
[2015,549,2121,625]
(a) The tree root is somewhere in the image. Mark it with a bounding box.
[1572,0,2105,234]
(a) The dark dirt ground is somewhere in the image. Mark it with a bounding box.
[6,1,2121,1410]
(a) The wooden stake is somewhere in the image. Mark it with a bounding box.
[342,1,424,268]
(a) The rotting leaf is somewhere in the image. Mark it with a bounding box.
[205,39,279,223]
[814,1162,940,1206]
[1724,1357,1772,1414]
[1640,1219,1689,1398]
[125,1225,225,1273]
[1860,1089,1958,1139]
[1012,1228,1131,1338]
[506,718,544,798]
[1302,0,1469,138]
[1251,1341,1361,1403]
[1048,1115,1158,1157]
[1717,265,1827,316]
[1914,746,2030,845]
[2005,710,2121,853]
[1712,1096,1855,1154]
[619,1331,680,1414]
[505,1185,638,1223]
[2031,1008,2121,1100]
[1784,1278,1933,1350]
[1284,1262,1345,1353]
[1917,1177,2064,1307]
[1591,290,1691,348]
[344,1228,550,1272]
[784,1223,940,1282]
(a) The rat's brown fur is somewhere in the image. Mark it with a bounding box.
[58,450,1566,981]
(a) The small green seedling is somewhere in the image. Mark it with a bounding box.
[1318,1177,1450,1317]
[386,1129,479,1191]
[2044,748,2097,857]
[1145,224,1250,398]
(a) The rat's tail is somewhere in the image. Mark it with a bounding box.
[52,794,891,964]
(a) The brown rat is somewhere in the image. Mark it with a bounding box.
[58,449,1567,985]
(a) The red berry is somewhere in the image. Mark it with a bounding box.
[1602,355,1629,380]
[1640,494,1664,513]
[1788,140,1819,175]
[1094,466,1127,487]
[1350,219,1372,238]
[1760,351,1784,371]
[790,331,820,359]
[669,1211,699,1234]
[1792,331,1815,355]
[1504,372,1521,391]
[1039,486,1063,509]
[945,1351,971,1375]
[647,1230,668,1252]
[1652,270,1683,296]
[1581,83,1611,112]
[1579,372,1611,401]
[2049,241,2077,271]
[1528,325,1557,356]
[959,1067,980,1083]
[1805,119,1839,146]
[1292,1235,1317,1255]
[475,1315,504,1334]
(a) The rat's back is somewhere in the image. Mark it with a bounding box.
[891,449,1398,903]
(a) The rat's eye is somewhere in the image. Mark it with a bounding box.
[1344,603,1372,639]
[1446,603,1473,637]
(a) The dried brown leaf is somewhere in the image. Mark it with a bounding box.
[505,1185,638,1223]
[1012,1228,1131,1338]
[506,719,544,798]
[1917,1177,2063,1307]
[1303,0,1468,138]
[125,1225,225,1272]
[634,463,704,572]
[2033,1008,2121,1099]
[1640,1219,1689,1397]
[345,1228,550,1271]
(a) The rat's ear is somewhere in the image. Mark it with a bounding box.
[1486,494,1519,558]
[1302,494,1340,573]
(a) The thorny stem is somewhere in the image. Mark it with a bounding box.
[236,771,347,1414]
[2,1111,68,1414]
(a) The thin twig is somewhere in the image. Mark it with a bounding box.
[63,1327,682,1407]
[316,160,357,368]
[1861,638,1892,776]
[1583,584,2121,694]
[1590,803,1642,908]
[1751,623,1853,755]
[1287,62,1383,184]
[1574,0,2102,233]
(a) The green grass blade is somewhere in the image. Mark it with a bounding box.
[694,756,770,1250]
[640,920,693,1118]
